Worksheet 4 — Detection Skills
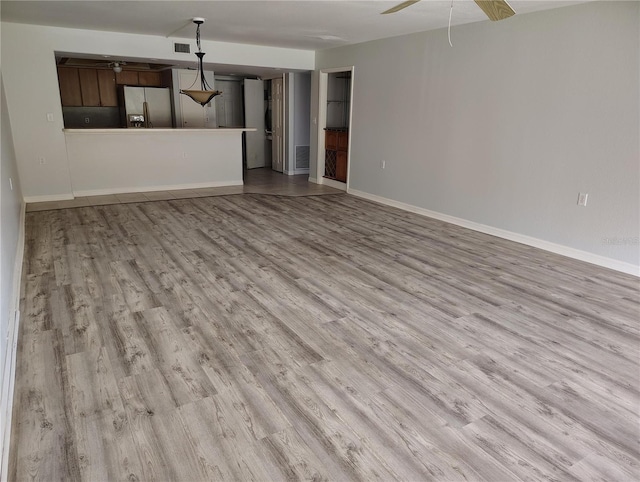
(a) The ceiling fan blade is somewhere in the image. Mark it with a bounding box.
[474,0,515,21]
[381,0,421,15]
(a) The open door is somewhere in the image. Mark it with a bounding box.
[243,79,266,169]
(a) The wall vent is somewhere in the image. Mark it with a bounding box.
[295,145,310,170]
[174,43,190,53]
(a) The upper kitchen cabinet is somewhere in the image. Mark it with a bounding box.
[78,69,100,106]
[115,70,139,86]
[115,70,163,87]
[57,67,118,107]
[96,70,118,106]
[138,71,162,87]
[57,67,83,106]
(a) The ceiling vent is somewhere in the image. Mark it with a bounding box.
[174,43,190,53]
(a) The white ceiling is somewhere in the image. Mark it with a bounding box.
[1,0,591,50]
[1,0,591,77]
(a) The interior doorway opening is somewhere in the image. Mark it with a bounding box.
[317,67,354,191]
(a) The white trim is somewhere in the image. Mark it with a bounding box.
[26,181,246,203]
[348,188,640,277]
[286,73,296,174]
[316,66,355,190]
[1,202,26,481]
[315,72,328,182]
[308,176,319,184]
[24,193,74,203]
[320,177,347,191]
[72,180,244,198]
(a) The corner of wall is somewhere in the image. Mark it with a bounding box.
[0,200,26,481]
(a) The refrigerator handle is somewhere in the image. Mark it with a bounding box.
[143,101,151,128]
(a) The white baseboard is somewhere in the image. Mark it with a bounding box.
[1,202,26,480]
[72,180,244,198]
[308,176,319,184]
[23,193,74,203]
[348,188,639,277]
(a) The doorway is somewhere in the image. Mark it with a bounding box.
[317,67,354,191]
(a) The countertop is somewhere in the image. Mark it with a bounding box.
[63,127,257,133]
[324,127,349,132]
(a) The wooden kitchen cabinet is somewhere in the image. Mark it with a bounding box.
[78,69,100,106]
[138,71,162,87]
[96,69,118,106]
[115,70,139,85]
[58,66,122,107]
[57,67,83,106]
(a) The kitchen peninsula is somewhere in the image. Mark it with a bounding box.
[64,127,255,196]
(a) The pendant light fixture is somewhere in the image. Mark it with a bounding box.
[180,18,222,106]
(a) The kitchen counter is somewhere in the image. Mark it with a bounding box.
[64,128,254,196]
[63,127,256,133]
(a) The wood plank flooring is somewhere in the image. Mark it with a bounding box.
[26,168,342,213]
[10,192,640,481]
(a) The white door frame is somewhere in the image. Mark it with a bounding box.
[271,76,284,172]
[316,66,355,192]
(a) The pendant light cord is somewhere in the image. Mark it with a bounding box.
[184,21,213,91]
[196,23,202,53]
[448,0,454,47]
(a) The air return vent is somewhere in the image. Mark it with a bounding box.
[295,146,310,169]
[174,43,190,53]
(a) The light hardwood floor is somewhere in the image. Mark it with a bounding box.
[26,168,341,213]
[10,192,640,481]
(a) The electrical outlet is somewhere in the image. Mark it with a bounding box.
[38,157,46,165]
[84,117,90,124]
[381,160,386,169]
[46,113,54,122]
[577,193,588,206]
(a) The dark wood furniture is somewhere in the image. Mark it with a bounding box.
[324,128,348,182]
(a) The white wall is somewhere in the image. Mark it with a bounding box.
[0,21,314,199]
[64,129,245,195]
[313,1,639,270]
[0,74,24,480]
[294,72,311,147]
[285,72,311,174]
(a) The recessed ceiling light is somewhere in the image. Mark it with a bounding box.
[102,55,111,58]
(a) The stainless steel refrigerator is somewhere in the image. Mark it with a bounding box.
[121,86,172,128]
